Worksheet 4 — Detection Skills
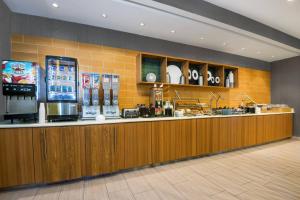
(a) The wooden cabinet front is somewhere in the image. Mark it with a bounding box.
[85,122,152,175]
[243,116,257,147]
[196,119,211,156]
[152,119,197,163]
[122,122,152,169]
[230,117,243,149]
[284,114,293,138]
[84,125,115,176]
[0,113,294,188]
[256,114,293,144]
[33,126,85,183]
[210,117,243,153]
[0,128,35,188]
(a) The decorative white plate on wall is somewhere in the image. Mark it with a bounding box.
[146,72,156,82]
[167,65,182,84]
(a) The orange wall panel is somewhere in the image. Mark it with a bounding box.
[11,34,270,109]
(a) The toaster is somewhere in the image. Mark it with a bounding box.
[121,108,139,118]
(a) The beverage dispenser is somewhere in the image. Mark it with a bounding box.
[81,72,100,120]
[45,56,79,121]
[1,60,39,123]
[150,86,163,116]
[102,73,120,119]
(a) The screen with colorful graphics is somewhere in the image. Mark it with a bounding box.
[2,60,37,84]
[46,56,78,102]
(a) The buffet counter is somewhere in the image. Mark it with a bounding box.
[0,111,294,128]
[0,112,294,190]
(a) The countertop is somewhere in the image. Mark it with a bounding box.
[0,112,294,129]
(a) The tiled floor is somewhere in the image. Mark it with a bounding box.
[1,139,300,200]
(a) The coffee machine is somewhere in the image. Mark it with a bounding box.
[1,60,39,123]
[102,73,120,119]
[150,85,163,116]
[45,56,79,121]
[81,72,100,120]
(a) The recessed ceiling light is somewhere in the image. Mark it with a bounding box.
[256,51,261,54]
[170,30,176,34]
[200,37,205,40]
[287,0,294,2]
[271,55,275,58]
[140,22,145,26]
[52,3,59,8]
[223,42,227,46]
[241,47,246,50]
[102,13,107,18]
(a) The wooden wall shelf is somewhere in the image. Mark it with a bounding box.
[137,82,230,89]
[137,53,239,89]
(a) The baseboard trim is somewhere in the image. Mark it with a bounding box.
[292,136,300,140]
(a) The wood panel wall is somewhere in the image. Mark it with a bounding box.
[10,34,270,108]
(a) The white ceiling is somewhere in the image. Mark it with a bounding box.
[205,0,300,39]
[4,0,300,62]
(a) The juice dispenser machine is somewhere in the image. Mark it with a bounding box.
[102,73,120,119]
[81,72,100,120]
[45,56,79,121]
[1,60,39,122]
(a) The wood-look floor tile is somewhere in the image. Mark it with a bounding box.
[84,179,109,200]
[34,185,61,200]
[125,174,152,194]
[211,191,240,200]
[173,181,214,200]
[206,174,248,196]
[159,168,188,185]
[153,185,185,200]
[59,181,84,200]
[108,189,135,200]
[134,190,161,200]
[105,175,128,193]
[0,188,37,200]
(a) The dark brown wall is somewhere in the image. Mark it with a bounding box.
[271,56,300,136]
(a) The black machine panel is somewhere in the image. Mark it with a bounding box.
[3,83,36,96]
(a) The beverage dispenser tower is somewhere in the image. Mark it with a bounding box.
[81,72,100,119]
[102,73,120,119]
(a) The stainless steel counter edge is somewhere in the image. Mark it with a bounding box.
[0,112,294,129]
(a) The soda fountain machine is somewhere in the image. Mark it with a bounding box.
[102,73,120,119]
[81,72,100,120]
[45,56,79,121]
[1,60,39,123]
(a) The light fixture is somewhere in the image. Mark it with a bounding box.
[200,37,205,40]
[271,55,275,58]
[102,13,107,18]
[287,0,294,2]
[52,2,59,8]
[170,30,176,34]
[140,22,145,27]
[241,47,246,50]
[256,51,261,54]
[223,42,227,46]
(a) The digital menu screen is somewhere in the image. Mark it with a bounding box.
[2,60,37,84]
[47,58,77,101]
